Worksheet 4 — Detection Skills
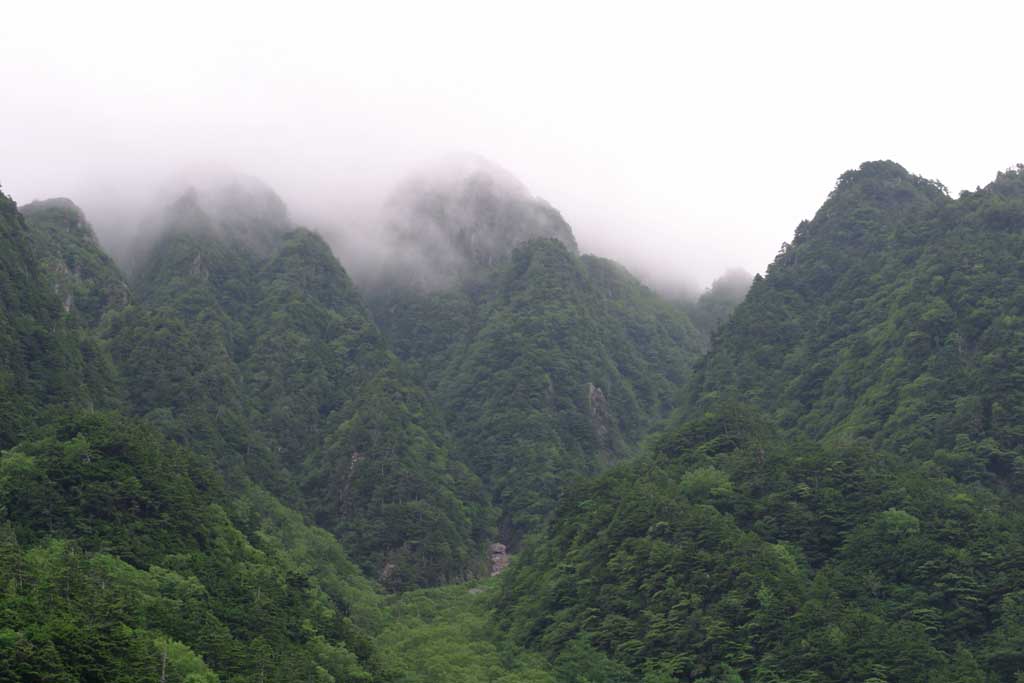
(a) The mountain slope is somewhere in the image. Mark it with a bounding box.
[367,169,703,542]
[20,197,130,328]
[0,190,118,448]
[687,161,1024,465]
[0,412,385,682]
[498,404,1024,682]
[497,162,1024,682]
[376,157,578,290]
[107,184,490,588]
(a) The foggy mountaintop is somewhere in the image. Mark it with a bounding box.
[347,155,579,290]
[3,2,1022,295]
[118,172,293,273]
[6,3,1024,682]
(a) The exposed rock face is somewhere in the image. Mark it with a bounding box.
[20,197,130,326]
[489,542,509,576]
[586,382,613,449]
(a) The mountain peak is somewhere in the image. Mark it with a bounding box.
[139,173,291,264]
[823,160,948,213]
[380,156,577,289]
[20,197,98,243]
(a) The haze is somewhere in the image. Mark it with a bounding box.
[2,0,1022,293]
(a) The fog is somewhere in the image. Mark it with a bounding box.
[2,1,1022,294]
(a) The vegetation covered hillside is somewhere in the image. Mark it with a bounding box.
[499,405,1024,682]
[498,162,1024,682]
[687,161,1024,465]
[106,183,490,588]
[368,169,704,542]
[8,159,1024,682]
[0,412,386,682]
[20,198,129,329]
[0,190,118,448]
[1,187,391,680]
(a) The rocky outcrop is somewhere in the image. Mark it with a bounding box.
[586,382,613,449]
[489,542,509,576]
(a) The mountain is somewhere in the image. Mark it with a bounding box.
[105,181,490,589]
[367,167,703,542]
[683,268,753,349]
[376,156,578,290]
[0,412,386,682]
[0,189,390,681]
[496,162,1024,682]
[9,158,1024,682]
[0,190,118,448]
[687,161,1024,463]
[20,198,129,328]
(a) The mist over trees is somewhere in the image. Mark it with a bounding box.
[4,159,1024,682]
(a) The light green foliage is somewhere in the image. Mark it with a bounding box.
[0,413,383,682]
[377,578,556,683]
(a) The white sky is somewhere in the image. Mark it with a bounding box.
[2,0,1022,291]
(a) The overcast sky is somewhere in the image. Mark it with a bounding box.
[2,1,1022,292]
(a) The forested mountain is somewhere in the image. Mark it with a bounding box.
[1,412,385,682]
[105,181,490,589]
[6,159,1024,682]
[367,168,703,541]
[682,268,752,349]
[498,162,1024,682]
[1,187,391,681]
[0,191,118,449]
[20,198,129,329]
[687,161,1024,464]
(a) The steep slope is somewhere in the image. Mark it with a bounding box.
[683,268,752,350]
[0,193,390,680]
[499,405,1024,682]
[20,197,130,328]
[368,167,703,542]
[0,412,385,682]
[376,156,578,290]
[436,241,701,539]
[687,161,1024,465]
[107,182,489,588]
[497,161,1024,682]
[0,189,117,448]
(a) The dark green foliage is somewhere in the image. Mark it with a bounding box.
[20,198,129,328]
[304,365,491,590]
[0,412,217,565]
[0,412,383,682]
[499,162,1024,682]
[683,268,752,349]
[372,239,702,542]
[498,405,1024,681]
[0,189,118,449]
[109,195,489,585]
[687,162,1024,468]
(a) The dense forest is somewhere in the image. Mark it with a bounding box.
[499,162,1024,681]
[2,160,1024,681]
